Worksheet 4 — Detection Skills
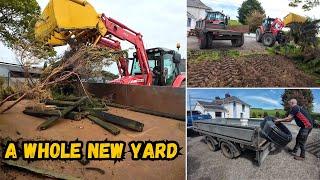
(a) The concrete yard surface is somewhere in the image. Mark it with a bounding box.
[187,125,320,180]
[0,100,185,180]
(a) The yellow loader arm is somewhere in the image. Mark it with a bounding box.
[35,0,107,46]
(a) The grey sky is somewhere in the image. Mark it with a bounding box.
[202,0,320,20]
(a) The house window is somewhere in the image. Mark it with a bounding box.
[187,18,191,27]
[215,112,222,118]
[242,104,245,112]
[240,113,243,118]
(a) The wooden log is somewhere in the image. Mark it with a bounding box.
[37,97,88,130]
[41,99,76,106]
[90,111,144,132]
[23,109,62,118]
[87,115,120,135]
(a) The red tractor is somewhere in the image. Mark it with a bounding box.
[256,17,286,47]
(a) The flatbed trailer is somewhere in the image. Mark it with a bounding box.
[193,118,274,166]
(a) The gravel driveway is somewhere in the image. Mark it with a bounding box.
[187,125,320,180]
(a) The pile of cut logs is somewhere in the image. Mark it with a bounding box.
[23,96,144,135]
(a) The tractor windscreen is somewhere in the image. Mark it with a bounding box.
[131,51,160,75]
[207,12,225,21]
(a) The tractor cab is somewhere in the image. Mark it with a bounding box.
[262,18,275,32]
[204,11,229,29]
[131,48,183,86]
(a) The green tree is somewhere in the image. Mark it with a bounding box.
[281,89,314,113]
[252,111,257,118]
[263,111,268,117]
[238,0,265,24]
[289,0,320,11]
[246,10,266,32]
[0,0,55,59]
[275,111,280,118]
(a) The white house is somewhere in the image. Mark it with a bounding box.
[187,0,211,30]
[194,93,251,119]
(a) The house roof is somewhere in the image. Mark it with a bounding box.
[187,11,196,19]
[214,96,251,107]
[187,0,211,10]
[197,96,250,111]
[197,101,227,111]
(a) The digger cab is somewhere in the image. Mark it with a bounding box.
[131,48,182,86]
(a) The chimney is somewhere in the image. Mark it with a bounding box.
[225,93,231,98]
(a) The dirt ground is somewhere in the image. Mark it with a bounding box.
[187,124,320,180]
[0,100,185,180]
[187,35,320,87]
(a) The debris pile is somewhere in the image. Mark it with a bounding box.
[22,96,144,135]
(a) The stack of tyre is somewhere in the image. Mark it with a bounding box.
[260,117,292,147]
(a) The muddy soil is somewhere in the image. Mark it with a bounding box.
[188,54,319,87]
[0,100,185,180]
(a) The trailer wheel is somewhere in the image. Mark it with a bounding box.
[262,33,275,47]
[199,32,208,49]
[206,136,219,151]
[231,35,244,47]
[221,142,234,159]
[256,29,262,42]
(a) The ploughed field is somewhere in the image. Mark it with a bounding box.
[187,53,319,87]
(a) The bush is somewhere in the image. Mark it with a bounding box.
[246,10,265,32]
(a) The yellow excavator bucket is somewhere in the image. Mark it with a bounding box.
[35,0,107,46]
[283,13,307,26]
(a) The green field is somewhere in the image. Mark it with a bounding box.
[229,20,242,26]
[250,108,286,118]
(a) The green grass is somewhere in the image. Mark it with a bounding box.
[192,51,220,63]
[250,108,286,118]
[229,20,242,26]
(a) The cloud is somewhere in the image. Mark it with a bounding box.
[245,96,281,107]
[313,102,320,113]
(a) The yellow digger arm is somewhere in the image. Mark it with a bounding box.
[35,0,107,46]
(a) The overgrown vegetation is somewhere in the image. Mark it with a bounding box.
[237,0,265,24]
[246,10,265,32]
[251,108,286,118]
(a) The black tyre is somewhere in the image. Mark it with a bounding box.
[231,35,244,47]
[262,33,275,47]
[199,32,208,49]
[206,33,213,49]
[206,136,219,151]
[256,28,262,42]
[221,142,234,158]
[260,116,292,147]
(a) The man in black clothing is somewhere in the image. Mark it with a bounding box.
[275,99,314,161]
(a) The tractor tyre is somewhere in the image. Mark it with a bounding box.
[231,35,244,47]
[206,136,219,151]
[262,33,275,47]
[256,28,262,42]
[260,116,292,147]
[199,32,208,49]
[206,33,213,49]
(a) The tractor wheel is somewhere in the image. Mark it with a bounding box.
[256,28,262,42]
[231,35,244,47]
[206,33,213,49]
[199,32,208,49]
[262,33,275,47]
